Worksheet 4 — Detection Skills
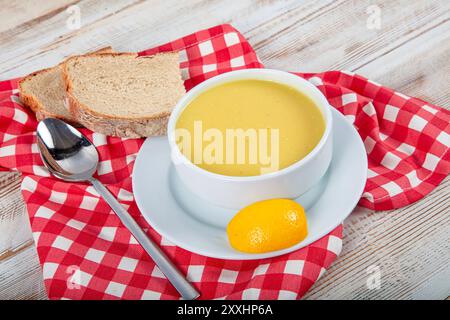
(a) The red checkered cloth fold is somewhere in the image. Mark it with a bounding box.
[0,24,448,300]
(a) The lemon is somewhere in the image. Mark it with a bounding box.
[227,199,308,253]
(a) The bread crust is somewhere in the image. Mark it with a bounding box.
[62,52,184,138]
[18,67,69,121]
[68,91,170,138]
[18,47,114,125]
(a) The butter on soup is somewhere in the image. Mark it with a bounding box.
[175,80,325,177]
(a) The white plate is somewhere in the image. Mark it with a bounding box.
[133,108,367,260]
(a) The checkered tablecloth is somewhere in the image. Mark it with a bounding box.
[0,24,448,300]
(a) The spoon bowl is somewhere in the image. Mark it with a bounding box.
[37,119,98,181]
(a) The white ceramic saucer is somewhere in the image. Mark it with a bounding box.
[132,108,368,260]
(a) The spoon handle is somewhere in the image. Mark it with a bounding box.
[89,177,200,300]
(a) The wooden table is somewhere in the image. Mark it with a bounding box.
[0,0,448,300]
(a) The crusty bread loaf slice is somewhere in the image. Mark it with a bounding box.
[18,47,113,124]
[63,52,185,138]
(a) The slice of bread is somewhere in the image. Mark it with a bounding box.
[63,52,185,138]
[19,47,113,124]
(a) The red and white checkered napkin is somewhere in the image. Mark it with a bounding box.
[0,25,448,300]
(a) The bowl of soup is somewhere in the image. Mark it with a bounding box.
[167,69,333,209]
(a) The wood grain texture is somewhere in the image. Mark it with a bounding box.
[0,0,448,300]
[304,177,449,300]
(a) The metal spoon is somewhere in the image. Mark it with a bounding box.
[36,118,199,300]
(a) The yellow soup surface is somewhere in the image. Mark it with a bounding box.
[175,79,325,176]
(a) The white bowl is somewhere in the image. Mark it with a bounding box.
[167,69,333,209]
